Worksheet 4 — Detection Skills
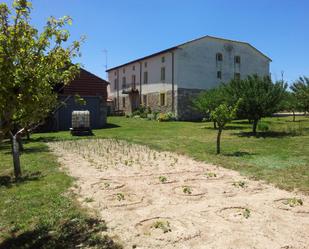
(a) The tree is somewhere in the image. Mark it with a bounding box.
[225,75,286,134]
[290,76,309,114]
[281,92,299,122]
[210,100,240,154]
[192,86,226,128]
[0,0,82,178]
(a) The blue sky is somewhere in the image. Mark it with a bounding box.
[3,0,309,84]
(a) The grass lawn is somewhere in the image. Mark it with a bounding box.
[34,116,309,194]
[0,140,121,248]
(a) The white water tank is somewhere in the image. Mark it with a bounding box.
[71,110,90,129]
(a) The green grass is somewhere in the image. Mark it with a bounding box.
[0,140,121,248]
[34,116,309,193]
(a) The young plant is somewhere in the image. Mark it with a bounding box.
[283,198,303,207]
[103,182,110,189]
[159,176,167,183]
[205,172,217,178]
[151,220,171,233]
[232,181,247,188]
[84,197,94,203]
[182,186,192,195]
[116,192,125,201]
[243,208,251,219]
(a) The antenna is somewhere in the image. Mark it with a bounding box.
[103,49,108,80]
[281,70,284,82]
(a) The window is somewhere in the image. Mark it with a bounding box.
[160,93,166,106]
[114,71,117,76]
[143,71,148,84]
[122,77,126,88]
[234,73,241,80]
[234,56,241,64]
[123,68,125,73]
[132,75,136,86]
[122,97,126,108]
[143,94,148,106]
[160,67,166,82]
[216,53,223,61]
[144,62,147,68]
[132,65,135,71]
[161,56,165,63]
[114,78,118,90]
[217,71,222,79]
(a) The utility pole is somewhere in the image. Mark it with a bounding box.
[103,49,108,80]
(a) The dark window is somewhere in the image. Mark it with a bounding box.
[123,68,125,73]
[234,73,241,80]
[114,78,118,90]
[160,67,166,82]
[144,62,147,68]
[132,75,136,87]
[217,71,222,79]
[234,56,241,64]
[122,77,126,88]
[143,71,148,84]
[114,71,117,76]
[122,97,126,108]
[161,56,165,63]
[216,53,223,61]
[132,65,135,71]
[160,93,166,106]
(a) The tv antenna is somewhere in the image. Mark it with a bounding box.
[103,49,108,80]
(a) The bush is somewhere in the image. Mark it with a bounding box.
[157,112,176,122]
[257,122,269,132]
[131,106,151,118]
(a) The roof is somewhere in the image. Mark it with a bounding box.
[106,35,272,72]
[80,68,109,85]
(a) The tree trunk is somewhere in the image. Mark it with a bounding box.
[17,135,24,151]
[252,119,259,134]
[213,121,217,129]
[11,135,22,179]
[292,111,295,122]
[216,128,222,154]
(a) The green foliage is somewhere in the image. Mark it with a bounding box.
[131,106,152,118]
[116,192,125,201]
[283,197,303,207]
[232,180,247,188]
[182,185,192,195]
[157,112,175,122]
[0,0,83,140]
[257,122,269,132]
[159,176,167,183]
[151,220,171,233]
[210,102,239,130]
[290,76,309,113]
[192,86,226,119]
[243,208,251,219]
[224,75,287,133]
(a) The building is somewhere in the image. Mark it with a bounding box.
[41,68,109,131]
[107,35,271,120]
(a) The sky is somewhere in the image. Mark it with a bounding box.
[3,0,309,84]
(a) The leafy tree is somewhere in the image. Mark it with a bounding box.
[192,86,226,128]
[290,76,309,114]
[0,0,82,178]
[210,100,240,154]
[281,92,299,122]
[225,75,287,134]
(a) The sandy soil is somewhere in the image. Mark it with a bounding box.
[48,139,309,249]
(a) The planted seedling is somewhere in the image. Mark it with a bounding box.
[103,182,110,188]
[116,192,125,201]
[243,208,251,219]
[182,186,192,195]
[232,181,247,188]
[151,220,171,233]
[159,176,167,183]
[205,172,217,178]
[283,198,303,207]
[84,197,94,203]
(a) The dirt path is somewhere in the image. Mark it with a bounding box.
[48,139,309,249]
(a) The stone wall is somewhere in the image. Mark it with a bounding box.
[147,91,173,113]
[176,88,204,121]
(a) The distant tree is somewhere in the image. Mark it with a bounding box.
[281,92,299,122]
[210,100,240,154]
[225,75,287,134]
[0,0,82,178]
[290,76,309,114]
[192,86,226,128]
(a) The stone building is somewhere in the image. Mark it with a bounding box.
[107,35,271,120]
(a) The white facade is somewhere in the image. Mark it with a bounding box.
[107,36,271,118]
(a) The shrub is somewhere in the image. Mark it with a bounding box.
[157,112,175,122]
[257,122,269,132]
